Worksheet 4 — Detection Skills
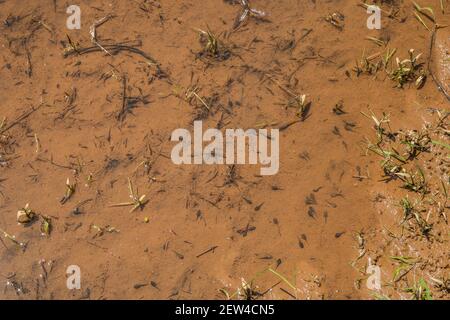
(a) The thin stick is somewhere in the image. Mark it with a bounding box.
[0,104,43,135]
[89,14,115,56]
[117,76,128,121]
[64,42,159,65]
[196,246,218,258]
[268,268,297,291]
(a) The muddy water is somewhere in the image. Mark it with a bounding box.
[431,28,450,96]
[0,0,448,299]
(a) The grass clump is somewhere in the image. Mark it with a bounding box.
[195,27,231,61]
[405,278,433,300]
[390,49,426,88]
[353,48,426,88]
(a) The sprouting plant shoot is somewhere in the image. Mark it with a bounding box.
[412,1,436,31]
[238,278,262,300]
[40,215,52,236]
[361,109,392,143]
[196,27,219,56]
[399,130,431,160]
[285,94,310,120]
[405,278,433,300]
[325,12,345,30]
[395,167,428,194]
[194,27,231,61]
[390,256,417,282]
[172,84,210,110]
[60,178,76,204]
[399,197,415,222]
[110,178,148,212]
[185,85,210,110]
[390,49,425,88]
[90,224,119,238]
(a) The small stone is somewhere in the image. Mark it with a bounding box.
[17,205,35,224]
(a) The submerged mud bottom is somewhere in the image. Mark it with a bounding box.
[170,121,280,175]
[430,27,450,99]
[0,0,448,300]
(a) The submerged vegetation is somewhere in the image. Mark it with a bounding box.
[362,107,449,298]
[0,0,448,301]
[353,48,426,88]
